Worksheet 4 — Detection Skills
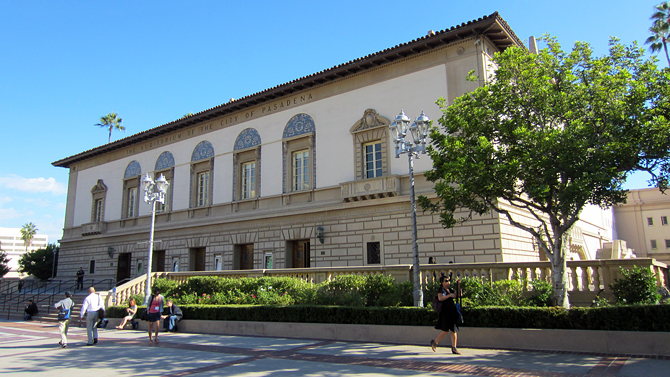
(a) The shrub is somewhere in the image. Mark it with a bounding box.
[610,265,661,305]
[460,277,499,307]
[107,302,670,331]
[152,277,180,297]
[364,274,403,307]
[315,275,366,306]
[128,294,145,306]
[526,279,553,307]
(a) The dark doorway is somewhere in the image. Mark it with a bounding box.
[240,244,254,270]
[189,247,206,271]
[292,240,310,268]
[116,253,131,283]
[153,250,166,272]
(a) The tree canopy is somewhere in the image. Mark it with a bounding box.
[95,112,124,143]
[646,1,670,66]
[18,244,58,280]
[419,36,670,308]
[19,222,37,251]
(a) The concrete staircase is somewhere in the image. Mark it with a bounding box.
[1,291,90,323]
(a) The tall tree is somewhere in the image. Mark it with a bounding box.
[419,36,670,308]
[95,112,124,143]
[646,2,670,66]
[18,244,58,280]
[0,250,10,277]
[19,222,37,251]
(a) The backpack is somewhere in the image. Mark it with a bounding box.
[431,294,443,313]
[57,299,73,321]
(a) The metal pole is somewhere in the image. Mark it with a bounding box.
[144,200,156,306]
[409,152,424,307]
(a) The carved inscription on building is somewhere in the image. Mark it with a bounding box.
[125,92,314,157]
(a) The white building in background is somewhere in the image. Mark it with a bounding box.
[0,227,49,278]
[614,188,670,264]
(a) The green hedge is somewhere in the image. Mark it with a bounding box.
[106,303,670,332]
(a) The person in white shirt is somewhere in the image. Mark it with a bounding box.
[80,287,105,346]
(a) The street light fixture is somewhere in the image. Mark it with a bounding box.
[141,173,169,305]
[390,109,430,307]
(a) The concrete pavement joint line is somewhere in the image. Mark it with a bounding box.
[586,357,628,376]
[484,346,670,361]
[282,352,579,377]
[160,356,264,377]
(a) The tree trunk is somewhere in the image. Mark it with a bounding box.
[550,235,570,309]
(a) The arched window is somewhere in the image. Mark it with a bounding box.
[190,141,214,208]
[154,151,175,212]
[122,161,141,218]
[282,114,315,193]
[233,128,261,201]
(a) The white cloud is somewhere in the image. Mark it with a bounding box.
[0,207,20,220]
[0,175,67,195]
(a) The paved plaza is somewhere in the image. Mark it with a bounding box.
[0,320,668,376]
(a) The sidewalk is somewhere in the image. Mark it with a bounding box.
[0,319,668,376]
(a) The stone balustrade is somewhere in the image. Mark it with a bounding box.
[108,258,668,307]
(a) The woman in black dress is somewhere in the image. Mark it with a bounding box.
[430,275,461,354]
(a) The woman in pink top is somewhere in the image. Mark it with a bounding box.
[146,289,164,343]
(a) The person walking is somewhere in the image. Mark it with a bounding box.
[161,299,183,332]
[146,289,164,343]
[430,275,461,354]
[80,287,104,346]
[54,291,74,348]
[76,267,85,291]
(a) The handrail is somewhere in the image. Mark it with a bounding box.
[1,278,116,319]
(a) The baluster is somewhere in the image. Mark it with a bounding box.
[579,266,589,291]
[569,266,578,292]
[592,266,602,290]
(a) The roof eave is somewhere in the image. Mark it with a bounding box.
[52,12,522,168]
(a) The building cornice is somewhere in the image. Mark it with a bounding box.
[52,12,522,168]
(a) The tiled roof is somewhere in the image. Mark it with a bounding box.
[53,12,522,168]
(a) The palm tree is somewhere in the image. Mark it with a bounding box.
[646,2,670,66]
[20,222,38,251]
[95,112,125,143]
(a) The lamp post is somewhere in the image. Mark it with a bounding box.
[51,247,57,279]
[141,173,169,305]
[389,109,430,307]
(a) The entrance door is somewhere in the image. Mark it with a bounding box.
[240,244,254,270]
[292,240,310,268]
[153,250,166,272]
[190,247,206,271]
[116,253,131,283]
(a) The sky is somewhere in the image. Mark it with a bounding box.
[0,0,665,244]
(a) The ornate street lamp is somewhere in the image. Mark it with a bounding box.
[390,109,430,307]
[141,173,169,305]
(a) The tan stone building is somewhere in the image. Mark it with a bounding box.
[52,13,614,283]
[614,188,670,264]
